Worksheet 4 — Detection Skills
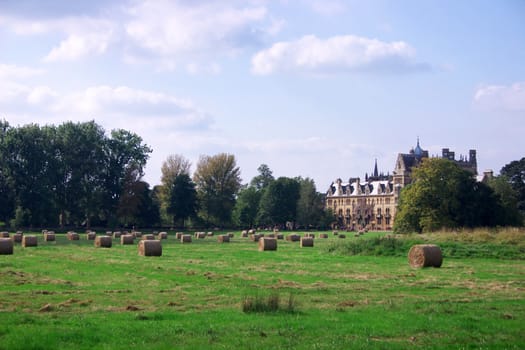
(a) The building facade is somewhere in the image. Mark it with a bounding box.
[325,140,478,231]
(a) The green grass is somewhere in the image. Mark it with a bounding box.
[0,230,524,349]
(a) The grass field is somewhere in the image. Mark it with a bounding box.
[0,230,524,349]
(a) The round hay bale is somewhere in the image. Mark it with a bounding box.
[0,238,14,255]
[12,233,23,243]
[142,234,155,240]
[175,232,183,239]
[241,230,248,238]
[105,231,113,235]
[113,231,122,238]
[304,233,315,238]
[95,235,112,248]
[217,234,230,243]
[0,231,9,238]
[22,235,38,247]
[267,233,275,238]
[333,231,339,236]
[276,234,284,240]
[67,232,79,241]
[121,234,134,245]
[157,232,168,240]
[227,232,235,238]
[258,237,277,251]
[250,233,263,242]
[408,244,443,268]
[319,233,328,239]
[338,234,346,239]
[300,237,314,247]
[207,232,214,237]
[181,234,192,243]
[44,233,55,242]
[86,232,96,240]
[138,240,162,256]
[286,234,300,242]
[248,229,256,235]
[133,231,142,238]
[195,232,206,239]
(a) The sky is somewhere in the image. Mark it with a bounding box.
[1,0,524,190]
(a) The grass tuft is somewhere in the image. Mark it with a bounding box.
[242,292,298,313]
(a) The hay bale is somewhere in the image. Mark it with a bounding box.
[113,231,122,238]
[12,233,23,243]
[217,234,230,243]
[106,231,113,235]
[95,235,112,248]
[157,232,168,240]
[250,233,263,242]
[267,233,275,238]
[22,235,38,247]
[67,232,79,241]
[0,231,9,238]
[286,234,300,242]
[44,233,55,242]
[276,234,284,240]
[133,231,142,238]
[304,233,315,238]
[0,238,14,255]
[300,237,314,247]
[319,233,328,239]
[408,244,443,268]
[142,234,155,240]
[138,240,162,256]
[333,231,339,236]
[181,234,192,243]
[241,230,248,238]
[195,232,206,239]
[121,234,134,245]
[338,234,346,239]
[227,232,235,238]
[258,237,277,251]
[207,232,214,237]
[86,232,96,240]
[175,232,183,240]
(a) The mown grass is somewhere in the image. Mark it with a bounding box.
[0,230,524,349]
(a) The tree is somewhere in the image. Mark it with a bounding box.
[500,158,525,213]
[257,177,300,228]
[250,164,274,190]
[296,177,324,229]
[160,154,192,224]
[487,176,523,226]
[193,153,242,227]
[0,120,15,225]
[166,173,198,228]
[232,186,261,228]
[394,158,504,233]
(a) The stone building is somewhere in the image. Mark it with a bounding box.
[325,139,478,231]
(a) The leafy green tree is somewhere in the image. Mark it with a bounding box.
[193,153,241,227]
[394,158,504,233]
[500,158,525,213]
[257,177,300,228]
[232,186,261,228]
[487,176,523,225]
[159,154,191,224]
[296,177,324,229]
[167,173,198,228]
[250,164,274,190]
[0,120,15,225]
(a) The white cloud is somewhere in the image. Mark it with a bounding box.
[251,34,428,75]
[0,63,45,79]
[308,0,346,16]
[474,82,525,112]
[44,31,114,62]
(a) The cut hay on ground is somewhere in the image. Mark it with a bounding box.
[157,232,168,240]
[217,235,230,243]
[22,235,38,247]
[138,240,162,256]
[121,234,134,245]
[0,238,14,255]
[258,237,277,251]
[181,234,192,243]
[408,244,443,268]
[300,237,314,247]
[95,235,112,248]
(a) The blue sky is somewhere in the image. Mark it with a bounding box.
[1,0,524,190]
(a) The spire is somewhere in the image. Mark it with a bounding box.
[373,158,378,177]
[414,137,423,157]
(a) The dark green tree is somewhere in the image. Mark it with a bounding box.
[296,177,324,229]
[232,186,261,228]
[500,158,525,213]
[394,158,504,233]
[193,153,241,227]
[257,177,300,228]
[487,176,523,225]
[0,120,15,225]
[167,173,198,229]
[250,164,274,190]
